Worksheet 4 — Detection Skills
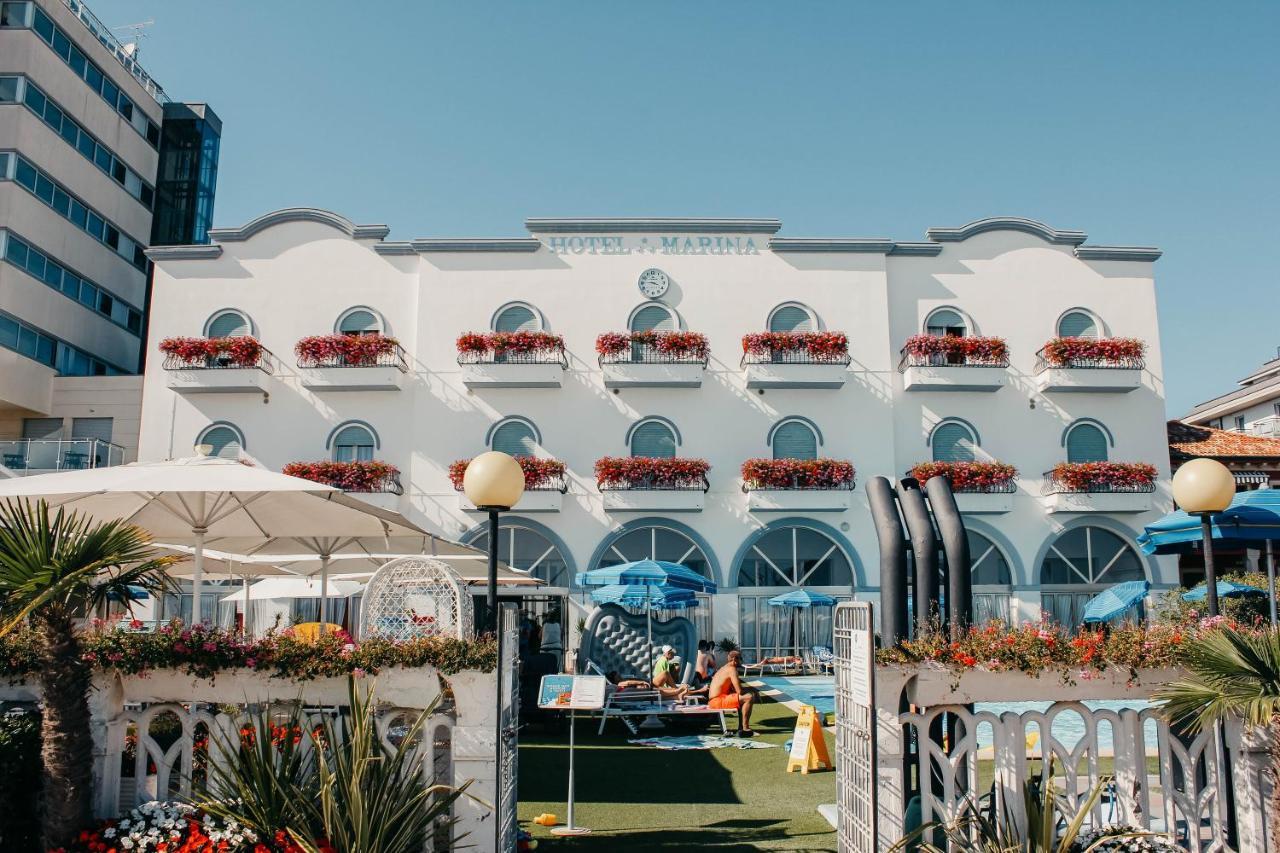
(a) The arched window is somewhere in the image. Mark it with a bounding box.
[629,304,677,332]
[493,303,541,333]
[593,523,714,637]
[337,307,382,336]
[198,424,244,460]
[205,310,251,339]
[1039,526,1145,629]
[771,420,818,460]
[930,420,978,463]
[1065,422,1109,463]
[1057,310,1098,338]
[925,308,966,337]
[736,525,853,588]
[331,423,376,462]
[768,304,816,333]
[490,419,538,457]
[466,521,570,587]
[629,419,677,459]
[968,531,1013,625]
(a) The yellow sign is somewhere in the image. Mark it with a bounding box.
[786,704,833,774]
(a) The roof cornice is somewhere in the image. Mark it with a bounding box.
[409,238,542,253]
[207,208,390,242]
[768,237,894,253]
[525,217,782,234]
[372,242,416,256]
[925,217,1087,246]
[146,244,223,260]
[888,242,944,257]
[1074,245,1163,262]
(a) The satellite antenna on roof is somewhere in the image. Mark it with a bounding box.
[111,19,154,59]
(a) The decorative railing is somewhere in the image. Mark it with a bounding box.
[1041,462,1157,495]
[595,457,711,492]
[907,461,1018,493]
[1034,337,1146,372]
[456,332,567,367]
[449,457,568,493]
[0,438,125,472]
[596,331,709,365]
[739,332,850,366]
[282,460,404,494]
[740,458,855,491]
[159,337,274,373]
[898,335,1009,370]
[295,334,408,371]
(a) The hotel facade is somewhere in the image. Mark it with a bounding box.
[141,210,1174,657]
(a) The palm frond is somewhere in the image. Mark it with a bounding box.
[1154,628,1280,731]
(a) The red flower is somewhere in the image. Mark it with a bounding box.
[295,334,399,367]
[594,456,710,489]
[741,331,848,361]
[159,336,264,368]
[282,460,400,493]
[456,331,564,358]
[449,457,567,491]
[902,334,1008,365]
[908,461,1018,492]
[741,458,855,489]
[595,331,708,360]
[1042,336,1144,367]
[1049,462,1157,492]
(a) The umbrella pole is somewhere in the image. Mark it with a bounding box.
[320,555,330,634]
[1267,540,1278,628]
[646,606,653,680]
[243,573,251,637]
[191,527,205,625]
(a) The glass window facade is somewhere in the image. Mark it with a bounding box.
[151,104,221,246]
[0,306,126,376]
[0,230,142,335]
[1040,526,1145,629]
[467,522,570,588]
[736,525,853,588]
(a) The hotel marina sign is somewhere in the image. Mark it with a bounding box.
[545,235,761,256]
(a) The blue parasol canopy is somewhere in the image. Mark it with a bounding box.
[105,584,150,602]
[767,589,837,608]
[590,583,699,610]
[1139,488,1280,555]
[575,559,717,594]
[1081,580,1149,624]
[1181,580,1267,602]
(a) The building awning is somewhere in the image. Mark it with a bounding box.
[1234,472,1271,485]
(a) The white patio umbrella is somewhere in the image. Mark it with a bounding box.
[0,454,427,624]
[219,577,364,603]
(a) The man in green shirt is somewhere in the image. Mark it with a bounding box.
[653,645,678,688]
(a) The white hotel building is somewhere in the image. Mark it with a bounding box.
[141,210,1175,657]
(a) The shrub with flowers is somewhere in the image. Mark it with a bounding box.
[50,801,274,852]
[741,331,849,362]
[159,337,264,368]
[1042,336,1145,368]
[1049,461,1157,493]
[1070,824,1182,851]
[455,331,565,361]
[741,458,855,490]
[595,456,710,490]
[448,456,566,491]
[908,461,1018,492]
[901,334,1009,366]
[595,330,709,361]
[294,334,399,367]
[281,460,400,493]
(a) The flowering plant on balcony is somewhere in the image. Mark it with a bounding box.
[1042,337,1145,367]
[456,331,565,358]
[1049,461,1157,492]
[282,460,400,493]
[448,456,567,491]
[741,331,849,360]
[902,334,1009,365]
[295,333,399,367]
[595,330,709,360]
[595,456,710,489]
[741,458,855,490]
[908,461,1018,492]
[159,336,264,368]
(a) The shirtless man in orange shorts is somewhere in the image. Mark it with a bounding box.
[707,650,756,737]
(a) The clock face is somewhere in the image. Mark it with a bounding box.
[638,268,670,299]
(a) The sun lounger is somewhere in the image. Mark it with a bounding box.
[742,655,803,675]
[809,645,835,674]
[595,687,727,735]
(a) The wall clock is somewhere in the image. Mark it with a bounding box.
[637,268,670,299]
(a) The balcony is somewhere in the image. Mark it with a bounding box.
[297,335,408,392]
[742,458,854,512]
[1033,338,1145,394]
[899,336,1009,392]
[0,438,125,474]
[1249,416,1280,438]
[908,462,1017,514]
[740,332,849,389]
[281,461,404,496]
[597,456,709,512]
[452,457,567,513]
[161,337,273,395]
[1041,463,1156,514]
[458,332,566,389]
[598,332,707,389]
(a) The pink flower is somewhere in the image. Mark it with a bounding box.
[202,642,218,652]
[129,619,143,630]
[352,667,366,678]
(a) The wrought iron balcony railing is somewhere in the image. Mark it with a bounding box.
[898,349,1010,371]
[599,343,709,366]
[1033,347,1145,374]
[297,342,408,371]
[162,347,276,374]
[457,349,568,367]
[1041,470,1156,496]
[740,348,851,367]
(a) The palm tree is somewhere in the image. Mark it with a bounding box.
[1153,628,1280,845]
[0,499,176,849]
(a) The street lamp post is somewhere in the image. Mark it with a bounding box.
[462,451,524,853]
[1171,458,1236,617]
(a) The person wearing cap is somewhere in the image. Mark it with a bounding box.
[652,645,679,689]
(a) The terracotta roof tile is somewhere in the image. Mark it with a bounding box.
[1167,419,1280,459]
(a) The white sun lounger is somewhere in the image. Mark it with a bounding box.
[595,688,727,735]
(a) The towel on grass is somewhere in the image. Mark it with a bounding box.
[626,734,778,750]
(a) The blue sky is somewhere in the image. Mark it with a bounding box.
[97,0,1279,415]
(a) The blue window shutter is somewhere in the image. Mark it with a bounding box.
[1067,424,1108,463]
[492,421,536,456]
[1058,311,1097,338]
[338,310,379,334]
[931,423,976,462]
[631,422,676,458]
[494,306,538,333]
[207,311,249,338]
[772,422,817,460]
[769,306,814,333]
[630,305,675,332]
[332,425,375,462]
[202,427,241,459]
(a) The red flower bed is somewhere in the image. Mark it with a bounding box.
[282,460,400,493]
[1042,337,1145,367]
[901,334,1008,365]
[908,461,1018,492]
[159,336,264,368]
[595,330,709,360]
[741,331,849,361]
[741,458,855,490]
[595,456,710,489]
[456,331,564,358]
[295,334,399,367]
[1049,461,1157,492]
[448,456,567,491]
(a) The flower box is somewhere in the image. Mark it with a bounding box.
[296,335,406,391]
[909,462,1018,514]
[597,456,709,512]
[282,460,403,494]
[451,457,566,512]
[457,332,566,388]
[900,335,1009,392]
[740,332,849,388]
[597,331,708,388]
[1042,462,1157,513]
[160,337,273,394]
[1035,338,1145,393]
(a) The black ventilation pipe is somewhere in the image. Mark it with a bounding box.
[867,476,910,647]
[897,478,940,634]
[925,475,973,638]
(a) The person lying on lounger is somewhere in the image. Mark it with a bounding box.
[605,670,689,700]
[708,650,757,737]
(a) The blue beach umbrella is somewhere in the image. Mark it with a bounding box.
[1181,580,1267,602]
[767,589,837,608]
[1138,488,1280,555]
[575,559,717,594]
[1081,580,1150,624]
[105,583,150,602]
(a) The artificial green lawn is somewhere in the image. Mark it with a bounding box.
[517,696,838,851]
